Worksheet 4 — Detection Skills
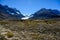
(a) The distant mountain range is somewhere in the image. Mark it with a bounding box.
[0,4,24,20]
[29,8,60,20]
[0,4,60,20]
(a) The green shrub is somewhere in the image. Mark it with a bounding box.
[6,32,14,38]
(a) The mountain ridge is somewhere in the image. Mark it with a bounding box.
[0,4,60,20]
[29,8,60,20]
[0,4,24,20]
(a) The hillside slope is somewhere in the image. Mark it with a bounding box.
[30,8,60,20]
[0,4,24,20]
[0,20,60,40]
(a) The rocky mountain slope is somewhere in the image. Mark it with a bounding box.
[30,8,60,20]
[0,4,24,20]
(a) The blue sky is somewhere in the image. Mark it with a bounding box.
[0,0,60,16]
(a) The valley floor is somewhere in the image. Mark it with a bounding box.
[0,20,60,40]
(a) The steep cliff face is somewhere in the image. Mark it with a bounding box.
[0,4,24,20]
